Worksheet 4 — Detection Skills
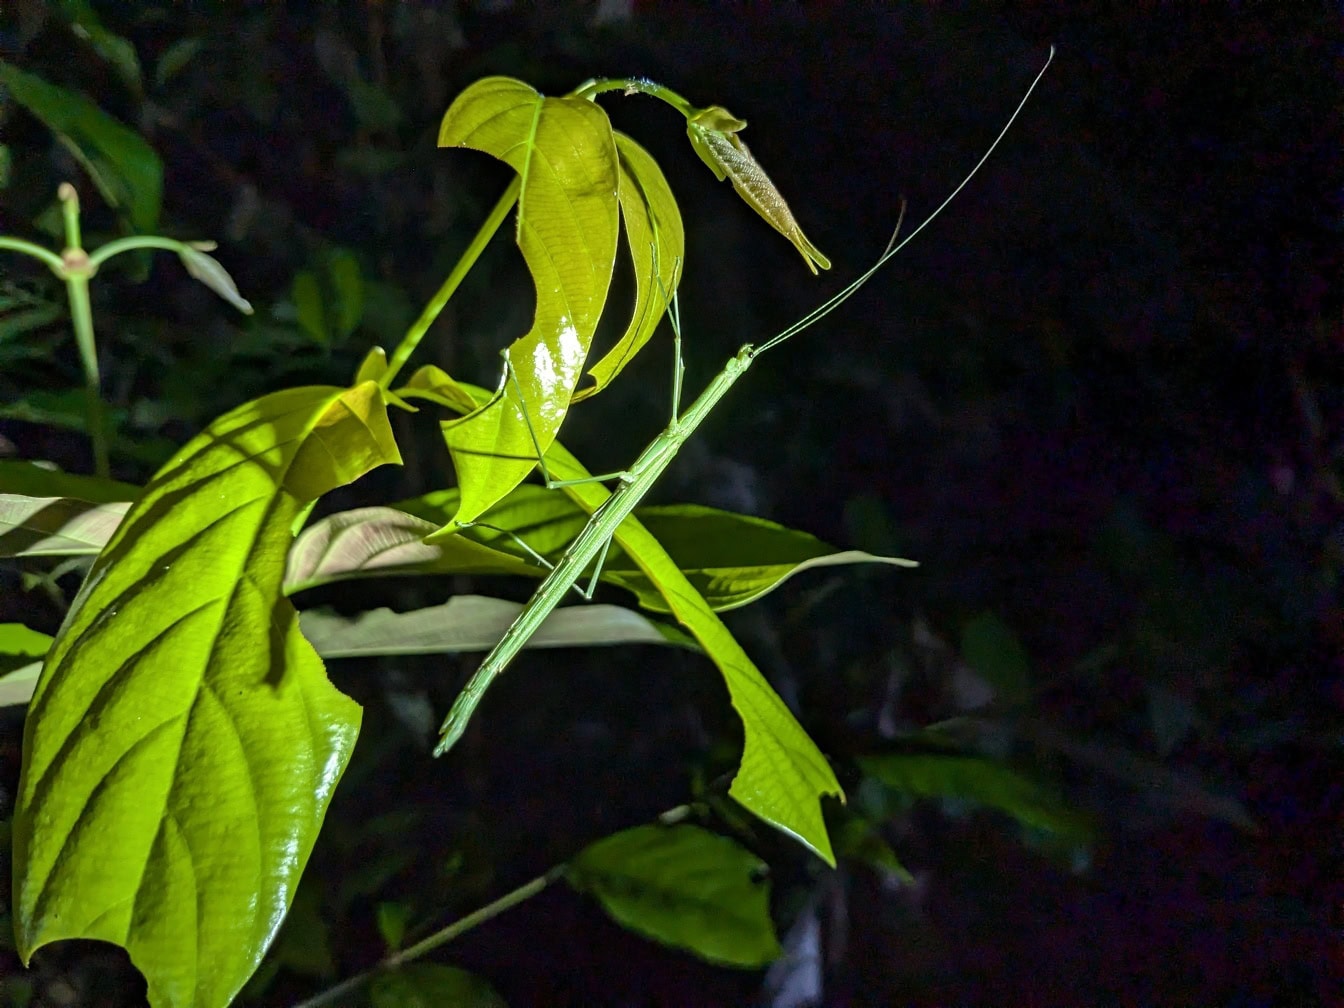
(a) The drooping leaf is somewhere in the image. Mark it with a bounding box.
[0,494,131,556]
[178,246,254,315]
[686,104,829,273]
[566,824,781,967]
[327,248,364,339]
[397,377,843,863]
[0,60,162,232]
[299,595,693,659]
[369,964,506,1008]
[13,380,400,1008]
[572,132,685,401]
[292,270,327,345]
[435,76,620,525]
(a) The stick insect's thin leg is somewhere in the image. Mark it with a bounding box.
[481,255,683,600]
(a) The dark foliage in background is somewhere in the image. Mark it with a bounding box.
[0,2,1338,1005]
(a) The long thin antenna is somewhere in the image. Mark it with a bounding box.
[754,45,1054,356]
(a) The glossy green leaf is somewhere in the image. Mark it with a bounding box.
[369,964,506,1008]
[572,132,685,401]
[565,824,781,967]
[299,595,694,659]
[0,495,131,556]
[398,378,843,863]
[13,380,400,1008]
[435,76,620,525]
[0,60,162,232]
[858,753,1092,842]
[686,104,828,273]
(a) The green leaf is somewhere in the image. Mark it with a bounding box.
[375,901,410,951]
[0,495,131,556]
[0,461,140,502]
[0,662,42,707]
[832,811,913,884]
[13,381,401,1008]
[292,270,327,345]
[154,37,204,88]
[57,0,143,98]
[0,60,161,232]
[400,378,843,863]
[566,824,781,967]
[303,595,695,659]
[0,624,51,705]
[686,105,828,273]
[572,132,684,401]
[436,76,620,525]
[327,249,364,338]
[858,753,1092,842]
[369,964,506,1008]
[960,611,1032,705]
[392,487,914,612]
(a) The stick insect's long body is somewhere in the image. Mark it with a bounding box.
[434,47,1054,757]
[433,347,754,755]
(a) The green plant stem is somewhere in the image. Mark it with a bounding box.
[62,271,109,478]
[379,178,521,390]
[288,864,564,1008]
[572,77,695,119]
[0,236,65,271]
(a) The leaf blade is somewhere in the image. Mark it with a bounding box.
[13,381,400,1008]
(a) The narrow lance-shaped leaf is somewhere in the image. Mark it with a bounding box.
[13,381,400,1008]
[436,75,620,525]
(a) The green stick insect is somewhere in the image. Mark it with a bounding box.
[435,48,1055,757]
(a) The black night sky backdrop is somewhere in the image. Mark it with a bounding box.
[0,3,1338,1006]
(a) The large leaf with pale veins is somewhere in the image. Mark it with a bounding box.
[13,381,400,1008]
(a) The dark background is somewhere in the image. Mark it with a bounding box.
[0,3,1338,1006]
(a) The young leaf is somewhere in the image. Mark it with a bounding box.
[566,824,782,967]
[13,381,400,1008]
[178,245,254,315]
[571,133,685,401]
[436,76,620,525]
[686,105,829,274]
